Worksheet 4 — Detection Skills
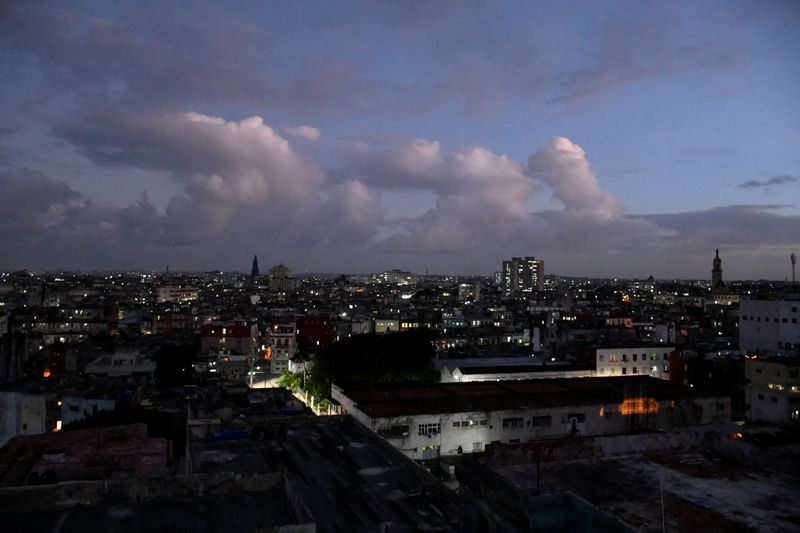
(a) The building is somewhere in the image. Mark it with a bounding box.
[379,269,417,285]
[0,392,46,447]
[458,282,481,303]
[739,296,800,355]
[296,315,335,348]
[84,349,156,380]
[501,257,544,296]
[440,361,595,383]
[268,264,299,292]
[712,248,724,293]
[156,284,199,304]
[745,356,800,423]
[595,345,674,379]
[267,323,296,375]
[250,254,259,278]
[60,395,116,426]
[332,377,729,460]
[200,321,258,356]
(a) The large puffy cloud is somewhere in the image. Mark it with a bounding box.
[340,138,536,254]
[59,110,328,242]
[342,138,533,216]
[529,136,622,218]
[56,109,383,247]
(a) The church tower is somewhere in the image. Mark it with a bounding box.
[251,255,260,279]
[711,249,723,292]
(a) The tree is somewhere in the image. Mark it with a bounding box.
[307,329,438,400]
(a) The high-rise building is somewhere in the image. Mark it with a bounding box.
[711,249,723,292]
[501,256,544,296]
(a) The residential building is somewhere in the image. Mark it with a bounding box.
[501,257,544,296]
[740,296,800,355]
[745,356,800,423]
[595,345,674,379]
[267,323,296,374]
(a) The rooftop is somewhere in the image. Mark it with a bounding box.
[496,450,800,532]
[337,376,713,418]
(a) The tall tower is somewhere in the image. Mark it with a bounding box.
[251,255,260,278]
[711,249,723,292]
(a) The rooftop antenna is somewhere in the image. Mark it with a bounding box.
[792,253,796,285]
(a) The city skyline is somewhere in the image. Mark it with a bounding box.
[1,1,799,279]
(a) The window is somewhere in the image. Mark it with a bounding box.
[418,423,440,435]
[568,413,586,423]
[622,354,628,362]
[503,417,524,429]
[758,394,765,400]
[632,367,638,374]
[453,421,461,428]
[771,397,778,403]
[531,415,552,427]
[664,353,669,360]
[598,354,604,362]
[609,354,617,362]
[479,419,488,426]
[622,367,627,375]
[633,354,638,362]
[473,442,482,452]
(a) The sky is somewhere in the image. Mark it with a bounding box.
[1,0,799,279]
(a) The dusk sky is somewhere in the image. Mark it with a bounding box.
[1,1,799,279]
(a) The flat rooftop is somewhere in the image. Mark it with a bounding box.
[457,363,594,375]
[496,451,800,532]
[337,376,713,418]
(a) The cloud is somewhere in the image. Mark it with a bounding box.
[0,168,86,238]
[59,109,327,242]
[738,175,797,189]
[281,125,321,142]
[0,3,377,114]
[339,137,536,253]
[528,136,622,218]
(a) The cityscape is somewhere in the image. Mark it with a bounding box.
[2,1,800,532]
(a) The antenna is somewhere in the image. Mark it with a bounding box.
[792,253,796,285]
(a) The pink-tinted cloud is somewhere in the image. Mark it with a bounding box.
[529,136,622,219]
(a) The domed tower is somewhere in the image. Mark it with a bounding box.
[711,249,723,292]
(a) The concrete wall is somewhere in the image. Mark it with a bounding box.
[61,396,117,425]
[0,392,46,447]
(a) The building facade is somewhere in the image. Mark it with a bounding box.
[595,346,674,379]
[745,357,800,423]
[501,257,544,296]
[739,297,800,355]
[333,377,729,460]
